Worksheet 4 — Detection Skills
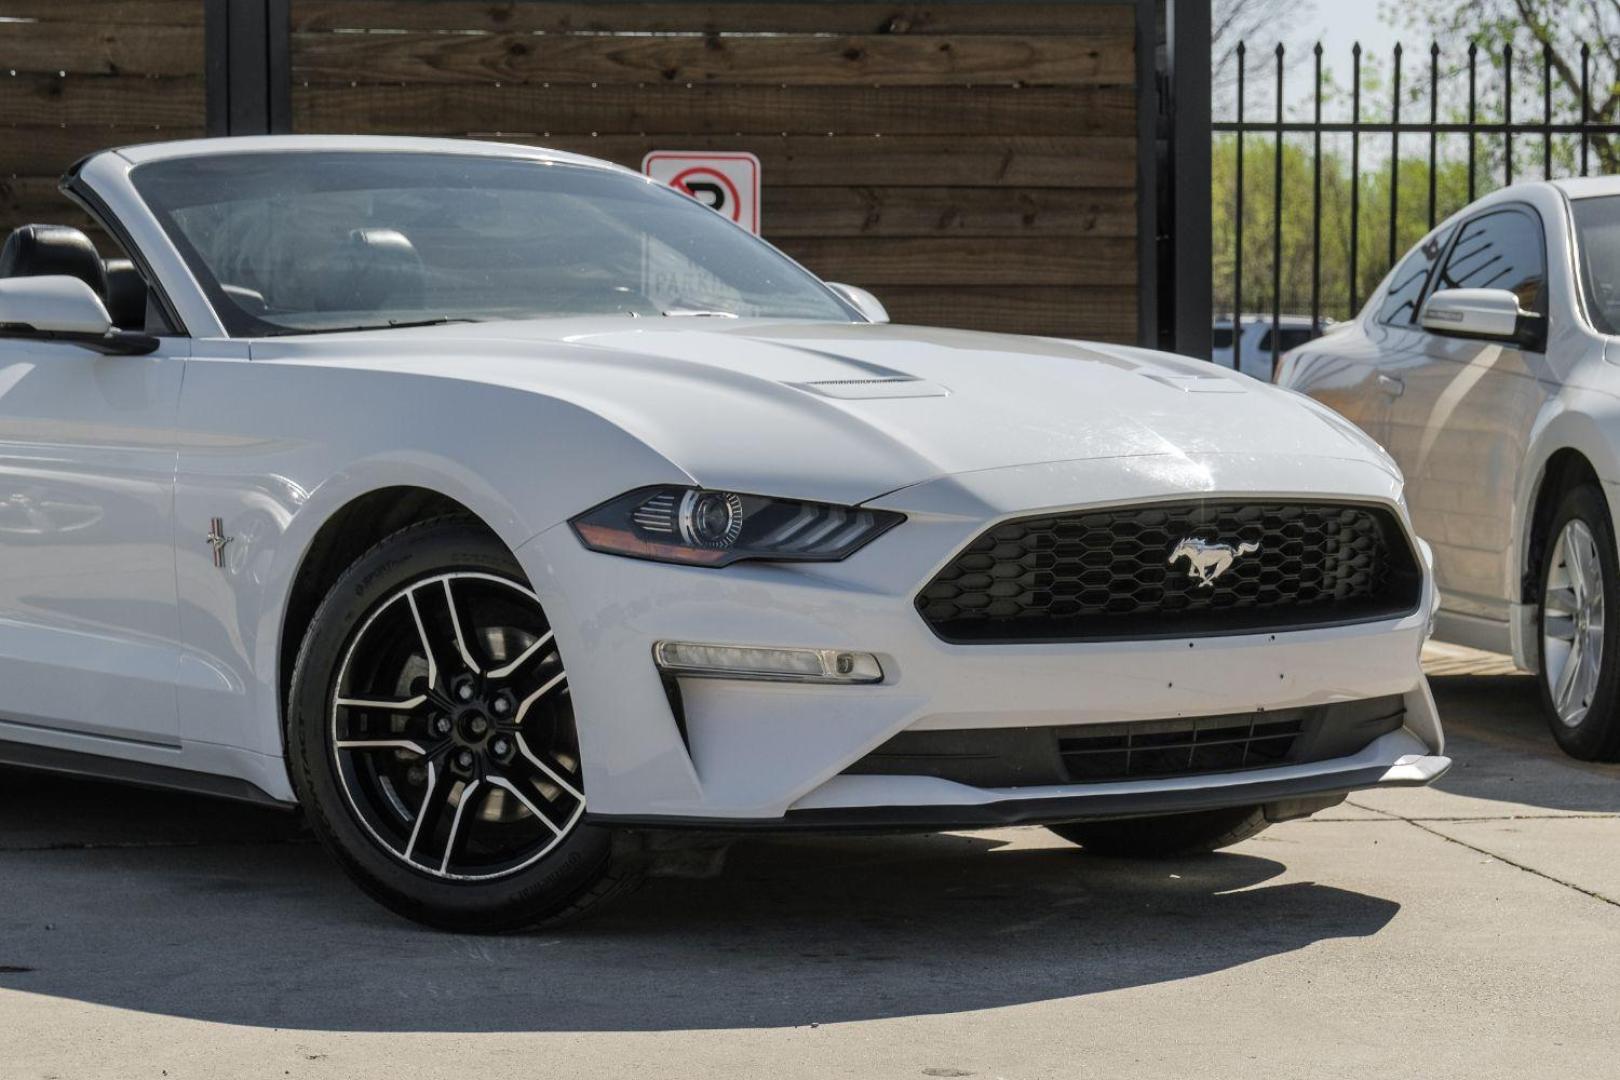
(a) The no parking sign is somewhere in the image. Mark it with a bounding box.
[642,151,761,235]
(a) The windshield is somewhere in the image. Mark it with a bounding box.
[1573,194,1620,334]
[130,151,853,335]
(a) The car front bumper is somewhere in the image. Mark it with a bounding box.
[519,453,1444,826]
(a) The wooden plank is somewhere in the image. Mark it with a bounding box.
[396,135,1137,188]
[0,125,205,177]
[0,21,204,77]
[0,0,202,25]
[765,187,1135,238]
[291,2,1135,36]
[0,176,102,232]
[3,130,1135,192]
[292,83,1135,138]
[291,29,1132,87]
[875,285,1137,339]
[773,236,1135,286]
[0,75,205,128]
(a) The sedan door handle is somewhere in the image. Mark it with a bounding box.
[1376,373,1405,397]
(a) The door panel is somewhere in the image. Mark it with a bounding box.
[1385,207,1550,621]
[0,338,186,744]
[1287,228,1456,449]
[1383,338,1547,619]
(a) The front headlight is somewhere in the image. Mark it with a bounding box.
[570,485,903,567]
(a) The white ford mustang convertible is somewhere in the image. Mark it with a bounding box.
[0,136,1448,929]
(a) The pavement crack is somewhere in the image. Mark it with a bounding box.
[1346,799,1620,910]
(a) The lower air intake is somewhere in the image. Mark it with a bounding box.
[841,696,1406,787]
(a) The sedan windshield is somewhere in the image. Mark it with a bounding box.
[129,151,852,335]
[1573,194,1620,334]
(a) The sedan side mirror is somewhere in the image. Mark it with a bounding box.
[1420,287,1545,352]
[0,275,158,355]
[826,282,890,324]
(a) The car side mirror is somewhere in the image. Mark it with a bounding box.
[1420,287,1545,351]
[826,282,889,325]
[0,275,158,355]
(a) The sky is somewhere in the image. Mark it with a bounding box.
[1298,2,1401,60]
[1216,2,1433,167]
[1219,1,1414,121]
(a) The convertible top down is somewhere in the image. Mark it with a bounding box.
[0,136,1447,928]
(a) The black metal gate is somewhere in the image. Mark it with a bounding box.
[1215,39,1620,375]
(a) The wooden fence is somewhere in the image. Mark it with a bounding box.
[0,0,207,239]
[287,2,1140,340]
[0,1,1214,346]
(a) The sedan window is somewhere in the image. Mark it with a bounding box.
[1432,209,1546,314]
[1376,224,1454,327]
[1572,195,1620,335]
[128,152,852,336]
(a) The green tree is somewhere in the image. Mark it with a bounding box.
[1390,0,1620,172]
[1214,0,1620,328]
[1213,135,1476,322]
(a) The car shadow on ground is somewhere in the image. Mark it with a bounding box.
[0,768,1399,1033]
[1427,674,1620,814]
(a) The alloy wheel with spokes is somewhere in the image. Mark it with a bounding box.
[1534,485,1620,762]
[1542,519,1606,728]
[288,518,630,930]
[332,571,585,881]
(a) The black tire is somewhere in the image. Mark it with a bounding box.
[1047,805,1269,857]
[1536,485,1620,762]
[286,516,637,931]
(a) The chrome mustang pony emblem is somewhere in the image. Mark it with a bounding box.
[1168,537,1259,588]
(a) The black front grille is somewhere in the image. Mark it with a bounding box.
[917,500,1423,643]
[841,696,1406,787]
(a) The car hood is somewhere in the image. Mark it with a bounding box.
[252,318,1397,506]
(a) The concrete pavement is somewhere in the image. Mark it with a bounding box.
[1,649,1617,1079]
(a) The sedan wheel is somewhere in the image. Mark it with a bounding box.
[1542,519,1605,728]
[1537,486,1620,761]
[288,518,636,930]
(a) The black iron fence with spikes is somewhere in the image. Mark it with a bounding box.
[1213,38,1620,375]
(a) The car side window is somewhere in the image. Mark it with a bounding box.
[1432,208,1547,314]
[1376,224,1454,326]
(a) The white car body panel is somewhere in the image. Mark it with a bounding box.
[0,335,188,746]
[1278,178,1620,672]
[0,136,1447,822]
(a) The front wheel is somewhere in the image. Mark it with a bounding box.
[287,517,636,931]
[1538,486,1620,761]
[1047,805,1269,857]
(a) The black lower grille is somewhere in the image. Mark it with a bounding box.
[1060,713,1303,780]
[917,500,1423,643]
[841,696,1405,787]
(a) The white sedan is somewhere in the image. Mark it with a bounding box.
[0,136,1447,929]
[1278,178,1620,762]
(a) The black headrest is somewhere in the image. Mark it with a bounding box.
[0,224,108,298]
[102,258,148,331]
[335,228,424,312]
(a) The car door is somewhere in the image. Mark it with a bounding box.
[1278,227,1454,479]
[0,332,187,745]
[1383,206,1552,623]
[1334,223,1458,450]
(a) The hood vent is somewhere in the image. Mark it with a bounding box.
[1137,372,1248,394]
[791,377,950,400]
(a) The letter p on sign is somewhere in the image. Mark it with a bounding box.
[642,151,762,235]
